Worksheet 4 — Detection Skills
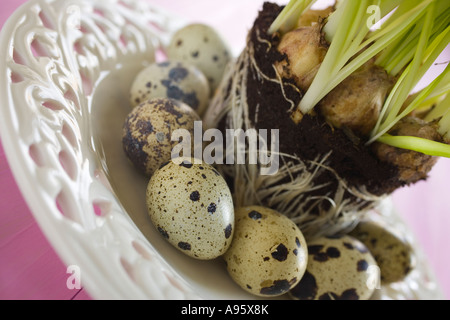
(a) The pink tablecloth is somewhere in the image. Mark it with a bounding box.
[1,0,449,300]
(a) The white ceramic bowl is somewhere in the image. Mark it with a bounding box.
[0,0,444,300]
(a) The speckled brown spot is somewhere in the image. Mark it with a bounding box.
[319,288,359,300]
[168,67,189,82]
[313,252,329,262]
[157,226,169,239]
[271,243,289,262]
[308,245,324,255]
[159,99,189,125]
[357,259,369,272]
[178,242,191,251]
[248,210,262,220]
[161,80,200,111]
[190,191,200,201]
[340,289,359,300]
[260,279,291,296]
[318,292,338,300]
[343,242,354,250]
[308,244,342,262]
[326,247,341,258]
[290,271,318,300]
[224,224,232,239]
[180,161,193,169]
[207,203,216,213]
[122,130,148,174]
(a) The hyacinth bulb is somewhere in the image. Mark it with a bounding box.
[318,61,394,136]
[275,24,328,92]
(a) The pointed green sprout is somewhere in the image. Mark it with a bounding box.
[269,0,450,157]
[268,0,315,35]
[423,72,450,122]
[298,0,435,116]
[368,1,450,156]
[377,134,450,157]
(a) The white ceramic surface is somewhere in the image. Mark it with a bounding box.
[0,0,444,299]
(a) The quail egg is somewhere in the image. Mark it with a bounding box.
[122,98,200,177]
[166,23,231,93]
[223,206,308,297]
[146,158,234,260]
[129,61,210,116]
[349,220,414,284]
[290,235,378,300]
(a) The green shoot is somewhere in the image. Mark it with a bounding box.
[321,0,433,104]
[368,64,450,145]
[268,0,314,35]
[377,5,450,75]
[377,134,450,157]
[423,71,450,122]
[299,0,372,115]
[370,2,438,139]
[298,0,434,116]
[425,91,450,123]
[368,21,450,144]
[269,0,450,157]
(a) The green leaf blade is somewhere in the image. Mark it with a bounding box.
[377,134,450,157]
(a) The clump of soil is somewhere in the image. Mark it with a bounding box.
[250,3,401,194]
[210,2,410,236]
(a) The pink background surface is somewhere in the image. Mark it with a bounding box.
[1,0,449,300]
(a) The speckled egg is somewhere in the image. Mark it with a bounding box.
[289,235,377,300]
[122,98,200,177]
[129,61,210,116]
[146,158,234,260]
[166,23,231,93]
[223,206,308,297]
[349,220,414,284]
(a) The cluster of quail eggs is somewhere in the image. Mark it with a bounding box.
[288,223,414,301]
[120,22,414,300]
[224,210,414,299]
[123,23,231,177]
[122,24,235,259]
